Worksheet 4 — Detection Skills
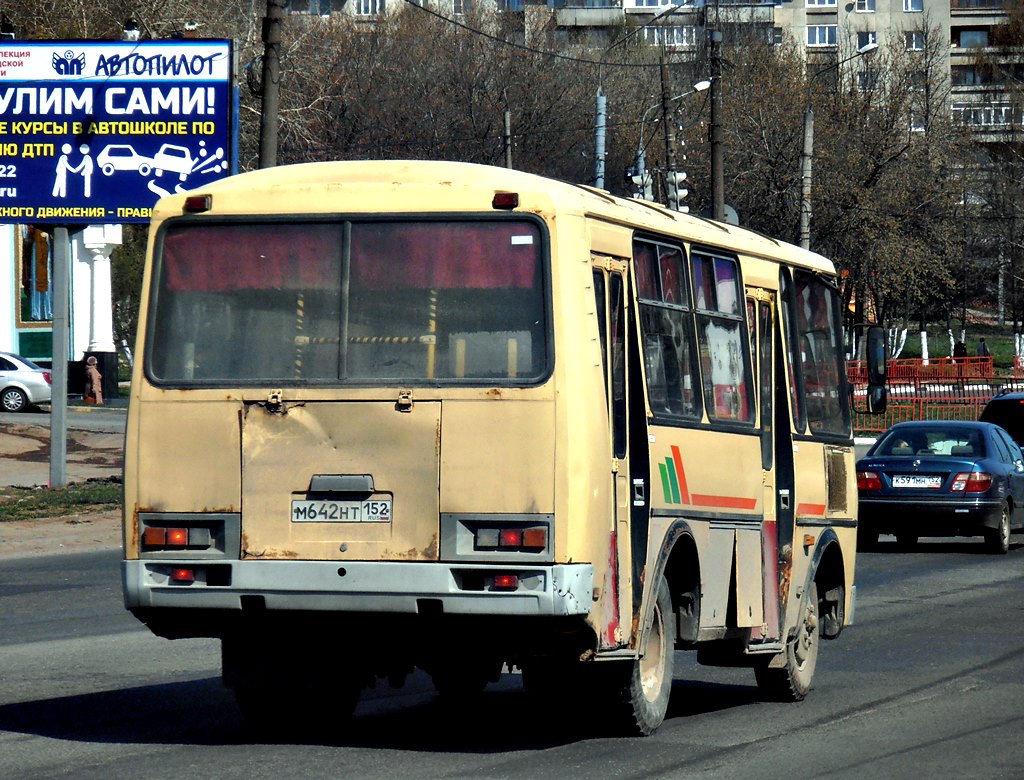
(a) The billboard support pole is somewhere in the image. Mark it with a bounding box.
[49,226,70,488]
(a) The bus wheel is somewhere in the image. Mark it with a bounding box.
[604,576,675,736]
[755,581,819,702]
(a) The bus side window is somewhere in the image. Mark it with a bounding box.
[692,252,754,424]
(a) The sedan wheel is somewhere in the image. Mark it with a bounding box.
[1,387,28,412]
[986,503,1011,555]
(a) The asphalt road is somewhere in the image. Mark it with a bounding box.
[1,539,1023,779]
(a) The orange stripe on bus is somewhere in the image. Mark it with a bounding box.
[671,445,690,504]
[691,494,757,510]
[797,503,826,515]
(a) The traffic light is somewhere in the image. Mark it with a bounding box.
[631,172,653,201]
[665,170,687,211]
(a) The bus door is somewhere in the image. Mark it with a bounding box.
[749,292,784,642]
[593,259,647,648]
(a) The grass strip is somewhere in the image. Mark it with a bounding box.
[0,478,121,522]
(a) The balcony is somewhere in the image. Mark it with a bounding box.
[950,0,1006,11]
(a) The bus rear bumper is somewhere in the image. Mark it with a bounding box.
[122,559,594,618]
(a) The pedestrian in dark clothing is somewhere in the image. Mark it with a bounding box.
[976,338,991,357]
[952,341,968,362]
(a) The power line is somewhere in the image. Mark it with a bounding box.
[400,0,662,69]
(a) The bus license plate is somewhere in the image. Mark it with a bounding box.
[892,475,942,488]
[291,499,392,523]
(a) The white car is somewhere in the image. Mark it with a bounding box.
[153,144,196,181]
[0,352,52,412]
[96,144,153,176]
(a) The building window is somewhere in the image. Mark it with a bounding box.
[855,0,875,10]
[772,26,784,45]
[951,64,992,86]
[858,71,879,91]
[904,0,922,11]
[642,25,697,48]
[453,0,469,14]
[905,31,925,50]
[807,25,837,47]
[953,102,1015,127]
[806,0,836,6]
[355,0,384,13]
[857,31,877,49]
[955,29,989,48]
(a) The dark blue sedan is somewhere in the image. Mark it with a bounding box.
[856,421,1024,553]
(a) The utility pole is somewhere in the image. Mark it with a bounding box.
[504,109,512,168]
[799,107,814,249]
[258,0,285,169]
[709,29,724,222]
[660,53,678,209]
[594,89,607,188]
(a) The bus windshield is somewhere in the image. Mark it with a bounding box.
[147,218,549,385]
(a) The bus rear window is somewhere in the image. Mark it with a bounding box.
[147,219,549,385]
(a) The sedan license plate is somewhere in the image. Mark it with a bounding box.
[291,498,392,523]
[891,475,942,489]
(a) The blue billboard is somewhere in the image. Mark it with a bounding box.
[0,40,233,224]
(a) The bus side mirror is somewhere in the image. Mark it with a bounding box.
[864,325,887,414]
[852,325,887,415]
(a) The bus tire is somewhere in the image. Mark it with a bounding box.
[755,581,819,702]
[603,575,675,736]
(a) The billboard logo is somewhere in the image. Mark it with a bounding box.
[52,50,86,76]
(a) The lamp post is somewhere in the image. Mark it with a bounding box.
[799,41,879,249]
[635,80,711,207]
[594,6,685,189]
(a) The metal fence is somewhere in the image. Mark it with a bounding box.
[847,356,1020,434]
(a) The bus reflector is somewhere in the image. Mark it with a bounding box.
[492,192,519,210]
[522,528,547,548]
[142,527,167,547]
[493,574,518,590]
[166,528,189,546]
[170,568,195,583]
[183,195,212,213]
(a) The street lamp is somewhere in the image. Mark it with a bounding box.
[634,80,711,207]
[799,41,879,249]
[594,6,689,190]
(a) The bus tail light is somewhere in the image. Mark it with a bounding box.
[492,192,519,210]
[951,472,992,492]
[492,574,518,590]
[166,528,189,546]
[857,470,882,491]
[170,568,195,583]
[183,194,212,213]
[477,526,547,552]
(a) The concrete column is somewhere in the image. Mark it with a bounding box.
[80,225,122,401]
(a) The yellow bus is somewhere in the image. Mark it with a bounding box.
[121,160,884,736]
